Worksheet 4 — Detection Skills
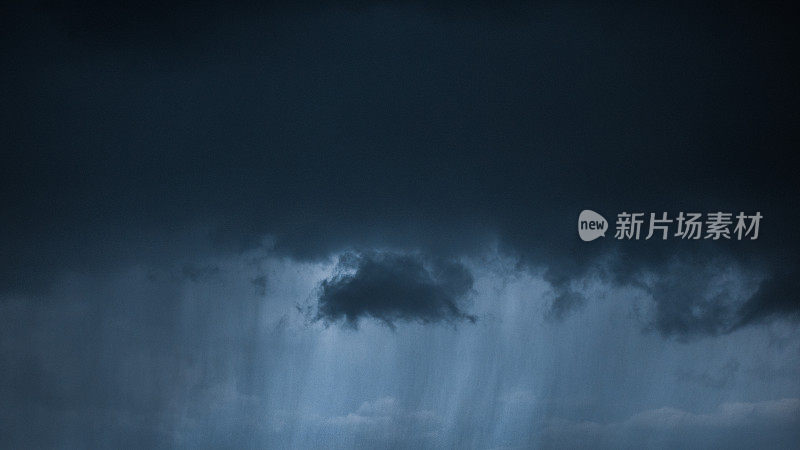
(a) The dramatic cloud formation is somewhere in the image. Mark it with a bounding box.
[1,0,798,336]
[2,1,800,448]
[640,258,763,339]
[314,251,475,327]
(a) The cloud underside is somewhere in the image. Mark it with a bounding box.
[314,251,475,328]
[542,255,800,340]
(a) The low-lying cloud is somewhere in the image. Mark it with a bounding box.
[542,398,800,449]
[313,251,476,328]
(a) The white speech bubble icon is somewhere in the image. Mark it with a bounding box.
[578,210,607,241]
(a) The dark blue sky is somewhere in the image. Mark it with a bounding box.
[1,1,799,448]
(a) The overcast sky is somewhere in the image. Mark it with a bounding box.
[1,1,799,448]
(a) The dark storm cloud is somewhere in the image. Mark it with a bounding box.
[621,257,799,339]
[314,251,475,327]
[4,4,800,448]
[251,274,267,295]
[735,273,800,329]
[1,1,799,336]
[547,287,586,321]
[640,260,753,339]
